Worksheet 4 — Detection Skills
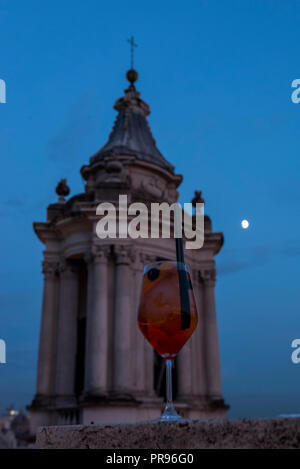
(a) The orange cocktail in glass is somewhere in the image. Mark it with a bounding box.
[137,261,198,421]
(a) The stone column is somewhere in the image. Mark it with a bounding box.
[134,253,155,396]
[177,267,205,401]
[177,342,193,401]
[113,246,134,393]
[55,260,79,401]
[200,266,222,400]
[191,275,207,398]
[84,246,110,396]
[36,260,59,398]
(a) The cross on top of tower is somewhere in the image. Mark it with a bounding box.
[127,36,137,70]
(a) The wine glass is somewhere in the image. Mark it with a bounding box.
[137,261,198,421]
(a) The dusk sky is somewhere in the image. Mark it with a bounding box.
[0,0,300,417]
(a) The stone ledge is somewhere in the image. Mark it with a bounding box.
[36,418,300,449]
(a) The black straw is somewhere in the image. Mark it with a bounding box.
[175,237,184,264]
[175,237,191,330]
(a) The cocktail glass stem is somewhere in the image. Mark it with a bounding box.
[160,358,183,421]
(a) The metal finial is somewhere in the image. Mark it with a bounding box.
[56,178,70,203]
[127,36,137,69]
[191,190,204,207]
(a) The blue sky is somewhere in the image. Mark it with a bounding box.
[0,0,299,417]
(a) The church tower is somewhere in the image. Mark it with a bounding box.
[29,69,228,430]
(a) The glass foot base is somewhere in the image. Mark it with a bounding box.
[160,403,184,422]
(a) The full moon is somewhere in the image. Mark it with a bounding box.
[241,219,249,229]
